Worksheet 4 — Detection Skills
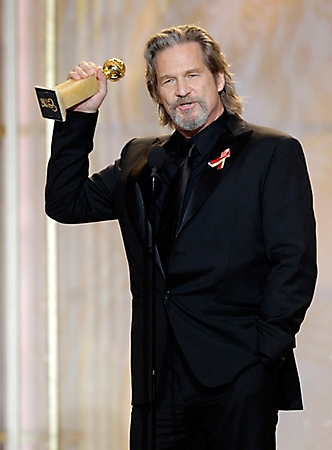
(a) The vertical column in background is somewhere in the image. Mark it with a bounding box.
[2,0,20,448]
[44,1,60,450]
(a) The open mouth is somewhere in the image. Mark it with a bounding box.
[177,101,196,111]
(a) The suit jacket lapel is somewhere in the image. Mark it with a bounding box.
[178,118,253,235]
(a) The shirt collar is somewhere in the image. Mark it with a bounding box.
[173,110,229,159]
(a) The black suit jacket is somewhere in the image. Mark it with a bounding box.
[46,111,317,410]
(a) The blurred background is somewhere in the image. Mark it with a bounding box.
[0,0,331,449]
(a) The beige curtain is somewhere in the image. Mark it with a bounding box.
[1,0,331,449]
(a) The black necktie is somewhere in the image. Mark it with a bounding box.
[157,140,195,270]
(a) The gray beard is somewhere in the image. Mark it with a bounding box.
[169,99,209,132]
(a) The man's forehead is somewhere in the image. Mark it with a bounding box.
[155,42,206,73]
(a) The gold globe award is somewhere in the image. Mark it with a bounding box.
[35,58,126,121]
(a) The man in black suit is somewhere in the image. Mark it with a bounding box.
[45,25,317,449]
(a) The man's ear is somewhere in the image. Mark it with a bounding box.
[216,72,225,92]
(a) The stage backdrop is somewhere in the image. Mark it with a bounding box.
[1,0,332,449]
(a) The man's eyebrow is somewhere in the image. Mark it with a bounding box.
[159,74,172,82]
[158,68,202,82]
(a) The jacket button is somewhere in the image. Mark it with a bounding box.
[165,291,171,300]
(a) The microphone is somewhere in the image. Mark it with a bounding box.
[148,145,168,178]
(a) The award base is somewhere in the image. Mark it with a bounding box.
[35,76,99,121]
[35,59,125,121]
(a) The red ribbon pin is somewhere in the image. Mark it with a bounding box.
[208,148,231,170]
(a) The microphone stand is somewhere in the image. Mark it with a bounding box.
[150,168,158,450]
[147,145,167,450]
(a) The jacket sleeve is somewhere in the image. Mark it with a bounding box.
[257,136,317,369]
[45,111,121,224]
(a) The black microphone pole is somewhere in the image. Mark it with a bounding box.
[147,146,168,450]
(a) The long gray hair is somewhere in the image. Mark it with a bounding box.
[144,24,243,127]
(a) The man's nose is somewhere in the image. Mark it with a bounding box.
[176,78,191,97]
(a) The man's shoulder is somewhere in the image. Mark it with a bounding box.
[128,134,172,149]
[228,114,294,141]
[122,134,172,159]
[118,134,173,170]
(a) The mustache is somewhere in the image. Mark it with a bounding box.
[171,96,202,108]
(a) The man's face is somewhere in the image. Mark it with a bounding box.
[155,42,225,137]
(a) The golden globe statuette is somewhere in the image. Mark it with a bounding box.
[35,58,126,121]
